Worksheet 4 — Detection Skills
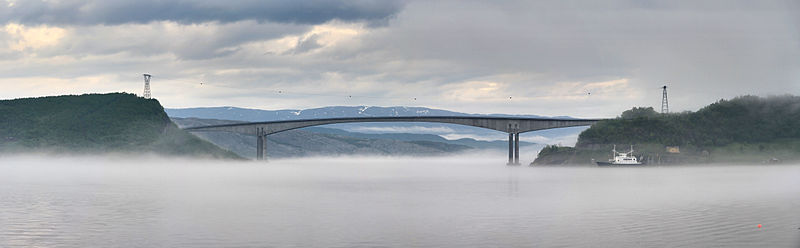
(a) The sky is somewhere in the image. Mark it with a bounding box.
[0,0,798,118]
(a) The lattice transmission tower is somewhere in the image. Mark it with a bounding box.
[661,85,669,114]
[143,74,152,99]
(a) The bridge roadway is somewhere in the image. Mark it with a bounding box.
[183,116,600,165]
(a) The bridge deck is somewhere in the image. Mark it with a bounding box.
[183,116,599,135]
[182,116,601,164]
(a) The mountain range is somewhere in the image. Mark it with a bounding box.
[165,105,572,121]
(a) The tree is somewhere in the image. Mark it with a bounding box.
[620,107,659,119]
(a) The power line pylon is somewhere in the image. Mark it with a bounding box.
[661,85,669,114]
[143,74,152,99]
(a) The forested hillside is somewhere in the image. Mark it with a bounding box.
[0,93,240,159]
[578,95,800,147]
[534,95,800,165]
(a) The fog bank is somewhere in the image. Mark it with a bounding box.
[1,155,798,247]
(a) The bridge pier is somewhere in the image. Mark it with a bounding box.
[256,128,268,161]
[508,133,514,165]
[256,135,262,160]
[507,132,520,165]
[514,133,520,165]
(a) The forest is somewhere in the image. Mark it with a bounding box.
[578,95,800,147]
[0,93,240,158]
[535,95,800,164]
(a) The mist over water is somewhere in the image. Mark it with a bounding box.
[1,155,798,247]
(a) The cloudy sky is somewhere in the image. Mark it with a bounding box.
[0,0,797,118]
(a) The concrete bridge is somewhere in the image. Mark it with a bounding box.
[183,116,599,165]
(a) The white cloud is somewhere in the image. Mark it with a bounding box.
[4,23,65,51]
[440,81,507,102]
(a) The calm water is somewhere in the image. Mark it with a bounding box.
[0,155,798,247]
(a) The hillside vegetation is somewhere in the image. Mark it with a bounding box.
[0,93,240,159]
[534,95,800,165]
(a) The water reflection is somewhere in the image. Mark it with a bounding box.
[507,168,519,197]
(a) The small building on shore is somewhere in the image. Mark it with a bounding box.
[666,146,680,154]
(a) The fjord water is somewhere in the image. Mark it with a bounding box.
[1,155,798,247]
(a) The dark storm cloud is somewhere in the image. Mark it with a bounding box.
[0,0,404,26]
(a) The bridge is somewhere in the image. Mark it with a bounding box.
[183,116,599,165]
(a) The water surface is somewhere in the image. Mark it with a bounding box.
[1,155,798,247]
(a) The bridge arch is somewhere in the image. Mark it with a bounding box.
[183,116,599,164]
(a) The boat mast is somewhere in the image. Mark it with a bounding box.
[612,145,617,159]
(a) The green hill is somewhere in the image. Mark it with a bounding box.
[0,93,241,159]
[534,95,800,165]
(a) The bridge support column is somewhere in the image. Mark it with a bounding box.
[507,133,514,165]
[514,133,520,165]
[256,128,268,161]
[256,134,264,160]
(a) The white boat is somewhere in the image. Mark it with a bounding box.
[596,145,644,166]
